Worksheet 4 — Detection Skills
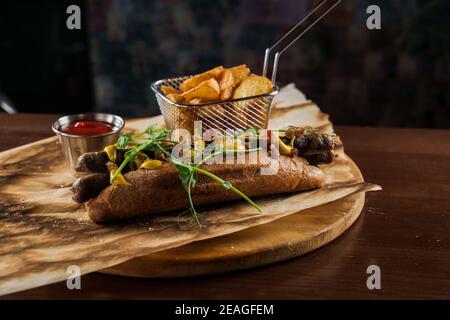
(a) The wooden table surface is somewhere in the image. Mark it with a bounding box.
[1,113,449,299]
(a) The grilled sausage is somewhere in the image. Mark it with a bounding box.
[71,173,110,203]
[281,132,337,165]
[86,155,325,223]
[75,149,157,173]
[75,151,109,173]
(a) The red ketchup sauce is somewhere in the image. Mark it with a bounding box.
[60,121,114,136]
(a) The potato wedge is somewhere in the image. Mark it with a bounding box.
[229,64,250,87]
[181,78,220,102]
[179,66,224,92]
[217,69,234,100]
[187,98,204,105]
[160,85,180,95]
[232,75,273,99]
[166,93,183,103]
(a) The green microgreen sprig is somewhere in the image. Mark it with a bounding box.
[112,125,262,226]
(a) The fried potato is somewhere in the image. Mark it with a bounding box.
[181,78,220,102]
[187,98,204,105]
[160,65,272,106]
[166,93,183,103]
[217,69,234,100]
[229,64,250,87]
[232,75,273,99]
[179,66,224,92]
[160,85,180,95]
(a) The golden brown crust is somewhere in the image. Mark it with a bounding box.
[87,155,325,223]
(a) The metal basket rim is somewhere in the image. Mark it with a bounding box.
[150,78,279,109]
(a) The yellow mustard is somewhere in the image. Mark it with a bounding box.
[104,145,117,162]
[140,159,163,170]
[110,169,131,186]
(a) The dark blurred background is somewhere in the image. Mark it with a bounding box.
[0,0,449,128]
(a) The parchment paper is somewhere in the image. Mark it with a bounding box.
[0,84,380,295]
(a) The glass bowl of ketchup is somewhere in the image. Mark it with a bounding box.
[52,113,124,173]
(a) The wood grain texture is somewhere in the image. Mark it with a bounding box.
[102,157,365,277]
[0,87,380,296]
[0,127,373,295]
[0,115,448,299]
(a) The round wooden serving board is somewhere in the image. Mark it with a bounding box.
[101,158,365,278]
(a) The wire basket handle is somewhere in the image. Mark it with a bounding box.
[262,0,342,84]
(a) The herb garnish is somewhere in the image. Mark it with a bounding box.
[116,133,133,149]
[111,125,262,226]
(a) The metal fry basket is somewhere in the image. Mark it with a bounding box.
[151,0,341,135]
[151,77,279,135]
